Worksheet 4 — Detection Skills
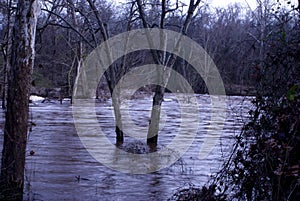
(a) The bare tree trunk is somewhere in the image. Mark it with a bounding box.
[1,46,8,110]
[137,0,201,145]
[0,0,40,200]
[1,0,12,110]
[87,0,125,143]
[67,0,83,104]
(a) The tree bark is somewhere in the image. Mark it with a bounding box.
[67,0,83,104]
[1,0,12,110]
[0,0,40,200]
[87,0,125,143]
[136,0,202,145]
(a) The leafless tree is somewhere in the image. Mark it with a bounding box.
[136,0,202,145]
[0,0,40,200]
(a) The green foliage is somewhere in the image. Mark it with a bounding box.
[286,84,298,101]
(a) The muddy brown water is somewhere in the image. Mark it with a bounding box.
[0,94,252,201]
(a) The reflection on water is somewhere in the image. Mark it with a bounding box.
[0,94,252,201]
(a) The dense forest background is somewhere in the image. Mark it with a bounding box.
[2,0,296,98]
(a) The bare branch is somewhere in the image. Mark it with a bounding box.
[41,8,95,48]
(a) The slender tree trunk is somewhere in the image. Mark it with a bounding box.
[0,0,40,200]
[1,49,8,110]
[67,0,83,104]
[147,85,164,144]
[87,0,125,143]
[1,0,12,110]
[112,94,124,144]
[137,0,201,145]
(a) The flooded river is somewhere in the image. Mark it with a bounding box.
[0,94,252,201]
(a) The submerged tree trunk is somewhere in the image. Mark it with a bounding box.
[87,0,125,143]
[137,0,201,145]
[0,0,40,200]
[147,85,164,144]
[112,92,124,144]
